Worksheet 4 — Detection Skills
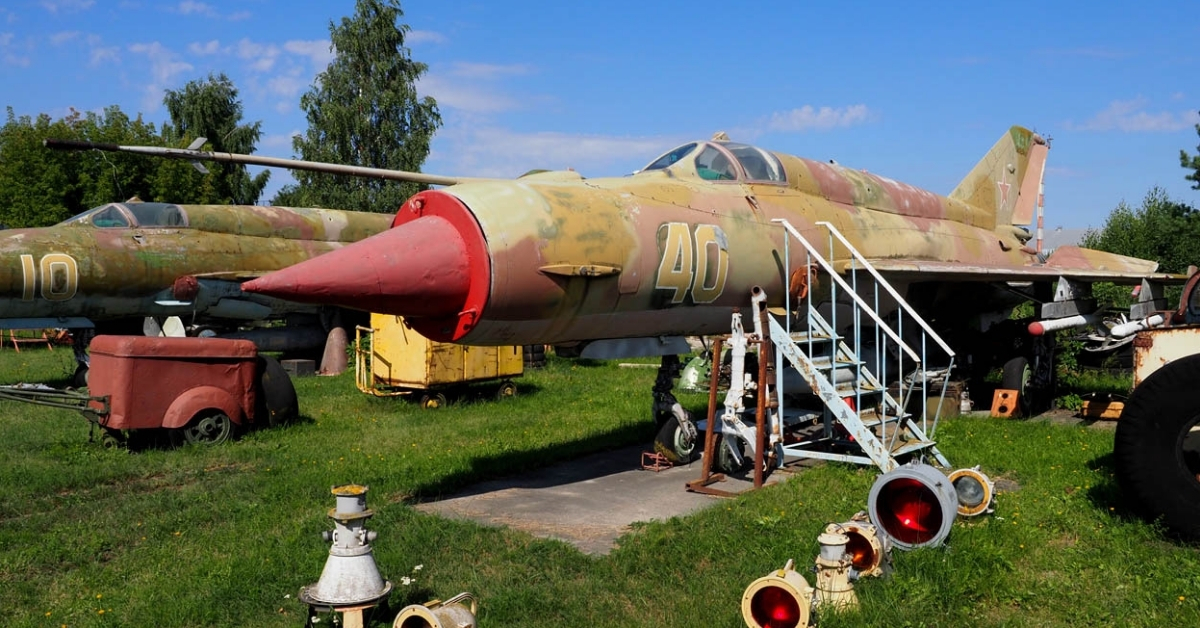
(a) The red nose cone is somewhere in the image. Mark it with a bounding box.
[243,214,471,317]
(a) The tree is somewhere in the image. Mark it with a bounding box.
[0,106,162,227]
[159,73,269,205]
[1183,110,1200,190]
[273,0,441,211]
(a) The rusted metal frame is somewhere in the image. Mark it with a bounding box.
[754,300,774,488]
[686,337,735,497]
[353,326,407,398]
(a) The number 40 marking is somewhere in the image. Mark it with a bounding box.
[19,253,79,301]
[655,222,730,304]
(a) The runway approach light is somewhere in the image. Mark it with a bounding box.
[948,466,996,517]
[824,514,892,578]
[741,559,814,628]
[867,463,958,549]
[393,592,478,628]
[813,531,858,611]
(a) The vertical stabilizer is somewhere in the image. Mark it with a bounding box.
[949,126,1048,227]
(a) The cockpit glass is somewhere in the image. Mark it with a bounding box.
[724,142,786,182]
[127,203,187,227]
[89,205,130,228]
[642,143,698,172]
[694,146,738,181]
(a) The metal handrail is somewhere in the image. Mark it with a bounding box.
[771,218,919,362]
[814,220,956,358]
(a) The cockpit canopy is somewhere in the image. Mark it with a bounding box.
[60,202,188,229]
[641,141,786,183]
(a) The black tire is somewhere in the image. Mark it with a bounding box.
[255,355,298,428]
[1001,356,1033,417]
[715,434,748,474]
[653,414,697,464]
[72,364,89,389]
[420,392,448,410]
[496,380,517,400]
[179,410,234,445]
[1114,353,1200,541]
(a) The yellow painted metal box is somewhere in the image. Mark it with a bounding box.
[369,313,522,389]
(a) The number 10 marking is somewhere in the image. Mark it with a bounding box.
[19,253,79,301]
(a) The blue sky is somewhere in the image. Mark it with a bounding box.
[2,0,1197,229]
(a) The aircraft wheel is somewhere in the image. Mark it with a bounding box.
[715,434,748,474]
[496,380,518,400]
[179,411,234,446]
[1114,353,1200,541]
[420,392,448,410]
[1001,356,1033,416]
[256,355,298,428]
[653,414,697,464]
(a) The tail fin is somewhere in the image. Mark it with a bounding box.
[949,126,1048,226]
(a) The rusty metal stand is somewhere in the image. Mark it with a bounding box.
[687,337,741,497]
[753,302,775,489]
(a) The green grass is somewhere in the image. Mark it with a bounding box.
[1,347,1198,627]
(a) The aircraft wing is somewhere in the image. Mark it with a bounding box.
[863,246,1180,283]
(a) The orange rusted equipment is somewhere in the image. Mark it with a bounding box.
[85,335,295,446]
[990,389,1019,418]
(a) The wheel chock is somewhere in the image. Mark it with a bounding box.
[991,389,1019,418]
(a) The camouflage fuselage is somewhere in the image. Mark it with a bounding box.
[0,203,392,324]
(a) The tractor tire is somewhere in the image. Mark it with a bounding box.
[1001,356,1033,417]
[255,355,298,428]
[1114,353,1200,541]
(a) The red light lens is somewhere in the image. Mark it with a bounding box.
[750,585,801,628]
[877,477,943,545]
[844,531,876,572]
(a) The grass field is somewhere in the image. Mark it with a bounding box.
[1,345,1198,627]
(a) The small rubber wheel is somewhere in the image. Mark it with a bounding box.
[180,411,233,445]
[1001,356,1033,416]
[72,364,89,389]
[715,434,748,474]
[1115,353,1200,541]
[653,414,697,464]
[420,392,448,410]
[255,355,298,428]
[496,380,517,400]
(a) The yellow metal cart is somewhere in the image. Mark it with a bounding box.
[355,314,522,408]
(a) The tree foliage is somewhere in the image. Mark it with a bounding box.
[160,73,269,205]
[0,106,161,228]
[1081,186,1197,275]
[273,0,441,212]
[0,75,265,228]
[1182,110,1200,190]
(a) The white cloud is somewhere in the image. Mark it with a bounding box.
[177,1,216,17]
[767,104,872,132]
[128,41,194,110]
[266,73,306,98]
[50,31,80,45]
[436,126,676,178]
[417,74,519,113]
[89,45,118,66]
[1,32,30,67]
[407,30,446,45]
[449,62,531,79]
[228,11,250,21]
[283,39,332,71]
[260,132,301,151]
[1067,98,1200,132]
[236,37,280,72]
[0,32,12,47]
[188,39,221,55]
[40,0,94,13]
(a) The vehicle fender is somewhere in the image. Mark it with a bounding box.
[162,386,245,429]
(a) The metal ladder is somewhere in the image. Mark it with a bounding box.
[763,219,956,473]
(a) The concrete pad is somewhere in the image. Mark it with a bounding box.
[415,445,786,555]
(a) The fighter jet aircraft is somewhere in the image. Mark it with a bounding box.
[0,198,392,383]
[51,128,1178,411]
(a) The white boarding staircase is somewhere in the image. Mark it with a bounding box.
[719,220,956,474]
